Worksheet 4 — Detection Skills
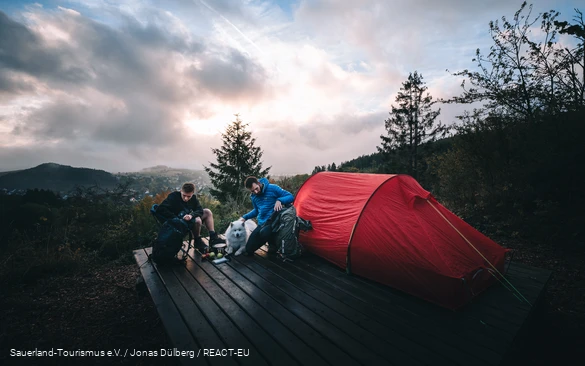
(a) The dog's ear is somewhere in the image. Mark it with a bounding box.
[230,222,233,228]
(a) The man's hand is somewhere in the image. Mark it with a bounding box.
[239,217,246,222]
[183,214,193,221]
[274,200,283,211]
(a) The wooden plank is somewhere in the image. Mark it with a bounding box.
[293,252,517,347]
[176,258,297,366]
[235,254,436,365]
[190,254,329,366]
[506,271,550,291]
[295,251,536,362]
[291,250,551,366]
[229,255,413,365]
[500,264,551,364]
[477,287,532,319]
[201,256,357,365]
[145,248,237,366]
[508,262,552,281]
[501,272,550,308]
[253,250,501,366]
[136,242,550,366]
[250,251,508,363]
[133,249,208,366]
[165,266,267,366]
[299,250,532,325]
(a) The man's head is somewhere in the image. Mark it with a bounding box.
[180,182,195,202]
[244,176,262,195]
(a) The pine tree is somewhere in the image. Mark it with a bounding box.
[311,166,324,175]
[204,114,270,202]
[378,71,446,178]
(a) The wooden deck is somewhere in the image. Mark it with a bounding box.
[133,243,551,366]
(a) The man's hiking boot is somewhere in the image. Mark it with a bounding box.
[209,236,226,246]
[194,236,208,253]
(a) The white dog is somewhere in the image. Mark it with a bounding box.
[224,219,257,256]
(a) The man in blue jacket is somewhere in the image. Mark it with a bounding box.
[240,176,294,255]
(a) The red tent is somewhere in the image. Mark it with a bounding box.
[295,172,509,310]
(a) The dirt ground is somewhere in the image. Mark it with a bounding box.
[0,261,177,366]
[0,239,583,366]
[497,237,585,366]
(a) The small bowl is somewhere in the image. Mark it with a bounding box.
[213,243,227,255]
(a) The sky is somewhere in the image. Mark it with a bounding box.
[0,0,580,174]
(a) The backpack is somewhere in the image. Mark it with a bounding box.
[152,218,190,263]
[270,205,312,262]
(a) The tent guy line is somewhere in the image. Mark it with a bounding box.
[426,198,532,307]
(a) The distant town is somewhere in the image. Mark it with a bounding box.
[0,163,212,202]
[0,163,301,202]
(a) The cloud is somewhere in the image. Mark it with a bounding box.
[0,11,89,89]
[293,0,564,73]
[0,5,270,167]
[190,48,269,102]
[0,0,575,174]
[0,71,37,95]
[253,111,387,174]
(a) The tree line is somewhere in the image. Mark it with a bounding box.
[207,3,584,245]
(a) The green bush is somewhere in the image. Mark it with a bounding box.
[0,185,161,284]
[214,194,253,234]
[274,174,310,196]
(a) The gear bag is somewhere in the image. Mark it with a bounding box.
[152,218,189,263]
[270,205,312,261]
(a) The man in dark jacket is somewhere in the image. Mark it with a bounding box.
[155,182,225,250]
[240,176,294,255]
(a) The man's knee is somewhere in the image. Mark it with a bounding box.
[194,216,202,226]
[202,208,212,219]
[246,225,268,254]
[259,224,273,238]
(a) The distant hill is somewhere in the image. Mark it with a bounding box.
[130,165,210,182]
[139,165,173,174]
[116,166,210,193]
[0,169,22,177]
[0,163,119,192]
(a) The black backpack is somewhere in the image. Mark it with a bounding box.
[270,205,312,262]
[152,218,189,263]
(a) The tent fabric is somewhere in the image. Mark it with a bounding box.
[295,172,509,310]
